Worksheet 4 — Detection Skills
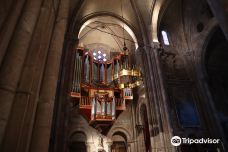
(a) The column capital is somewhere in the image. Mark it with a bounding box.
[105,141,113,146]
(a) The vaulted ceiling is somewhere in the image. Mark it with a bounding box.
[69,0,156,55]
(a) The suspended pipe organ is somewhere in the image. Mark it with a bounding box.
[70,45,142,132]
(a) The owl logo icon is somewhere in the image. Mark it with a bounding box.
[171,136,181,146]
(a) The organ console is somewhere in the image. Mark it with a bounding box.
[70,45,142,133]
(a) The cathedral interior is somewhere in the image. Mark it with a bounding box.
[0,0,228,152]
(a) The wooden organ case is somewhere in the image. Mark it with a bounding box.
[70,46,140,133]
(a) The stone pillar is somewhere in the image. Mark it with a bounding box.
[106,142,112,152]
[151,43,175,152]
[137,46,157,148]
[86,142,93,152]
[0,0,44,145]
[206,0,228,40]
[29,0,70,151]
[0,0,27,66]
[140,44,175,152]
[127,143,131,152]
[1,0,57,151]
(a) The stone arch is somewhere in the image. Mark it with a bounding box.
[78,15,138,48]
[136,98,149,126]
[69,131,87,142]
[112,131,128,142]
[196,19,219,78]
[150,0,172,42]
[69,131,87,152]
[108,127,131,142]
[201,25,228,145]
[68,127,93,143]
[110,130,129,152]
[189,18,228,150]
[67,11,144,47]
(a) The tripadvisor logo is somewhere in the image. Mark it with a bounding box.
[171,136,220,146]
[171,136,181,146]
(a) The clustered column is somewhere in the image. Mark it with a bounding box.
[0,0,44,145]
[0,0,27,65]
[29,0,70,151]
[1,0,58,151]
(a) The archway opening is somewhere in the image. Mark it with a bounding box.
[205,27,228,141]
[69,132,87,152]
[111,131,127,152]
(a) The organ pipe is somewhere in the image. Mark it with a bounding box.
[100,64,104,82]
[91,97,96,120]
[84,55,90,83]
[72,51,82,93]
[112,97,116,120]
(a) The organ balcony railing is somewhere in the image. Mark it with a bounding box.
[78,96,126,110]
[73,96,126,122]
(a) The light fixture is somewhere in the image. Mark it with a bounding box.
[114,0,143,89]
[98,51,101,54]
[93,52,97,56]
[94,57,97,60]
[103,58,107,61]
[98,55,101,59]
[103,53,106,57]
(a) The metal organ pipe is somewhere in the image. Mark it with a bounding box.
[112,97,116,120]
[72,51,82,92]
[100,64,104,82]
[107,64,112,83]
[79,54,82,91]
[84,56,90,83]
[93,62,97,82]
[91,97,96,120]
[76,53,79,92]
[72,51,77,92]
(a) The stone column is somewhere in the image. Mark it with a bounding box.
[86,142,93,152]
[127,143,131,152]
[0,0,44,145]
[1,0,57,151]
[29,0,70,151]
[141,43,175,152]
[106,142,112,152]
[0,0,27,66]
[151,43,175,152]
[137,46,157,148]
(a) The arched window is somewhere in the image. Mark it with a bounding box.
[161,30,170,45]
